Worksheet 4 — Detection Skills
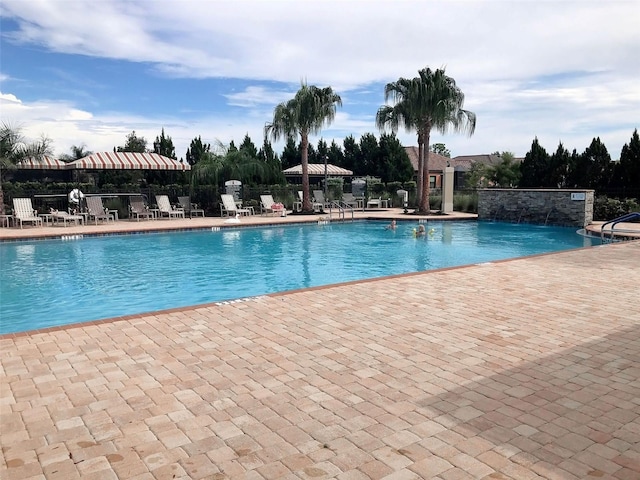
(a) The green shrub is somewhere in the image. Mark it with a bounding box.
[593,195,639,220]
[454,193,478,213]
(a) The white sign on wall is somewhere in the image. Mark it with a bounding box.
[571,192,586,201]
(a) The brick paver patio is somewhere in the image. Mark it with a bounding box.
[1,216,638,479]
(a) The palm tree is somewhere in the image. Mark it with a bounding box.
[59,144,92,163]
[377,67,476,213]
[265,82,342,212]
[0,123,53,214]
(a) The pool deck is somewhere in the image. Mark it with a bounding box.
[1,211,639,479]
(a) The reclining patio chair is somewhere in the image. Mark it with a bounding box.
[155,195,185,219]
[220,194,252,217]
[312,190,328,212]
[366,197,382,209]
[293,191,303,212]
[129,196,154,221]
[342,193,360,208]
[178,196,205,217]
[51,210,84,227]
[85,196,114,224]
[260,194,286,216]
[12,198,43,228]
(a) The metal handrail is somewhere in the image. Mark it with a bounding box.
[327,201,354,221]
[600,212,640,242]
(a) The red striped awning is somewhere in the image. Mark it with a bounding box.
[16,156,69,170]
[69,152,190,171]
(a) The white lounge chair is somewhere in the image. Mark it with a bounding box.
[220,194,252,217]
[366,197,382,209]
[85,196,114,224]
[155,195,185,219]
[178,196,205,217]
[51,210,84,227]
[260,194,286,216]
[12,198,43,228]
[293,191,303,212]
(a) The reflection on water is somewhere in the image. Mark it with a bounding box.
[15,244,36,259]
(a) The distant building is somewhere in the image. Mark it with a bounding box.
[450,154,503,188]
[404,147,451,188]
[404,148,519,189]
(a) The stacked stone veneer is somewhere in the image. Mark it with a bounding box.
[478,189,594,227]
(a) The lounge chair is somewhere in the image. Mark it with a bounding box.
[260,194,286,216]
[366,197,382,209]
[12,198,43,228]
[85,196,114,224]
[293,191,303,212]
[51,210,84,227]
[178,196,205,217]
[342,193,360,209]
[312,190,329,212]
[220,194,252,217]
[129,196,154,221]
[155,195,185,219]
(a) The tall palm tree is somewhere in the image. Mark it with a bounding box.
[265,82,342,212]
[0,123,53,214]
[376,67,476,213]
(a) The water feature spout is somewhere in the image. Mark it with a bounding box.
[518,207,529,224]
[544,207,556,225]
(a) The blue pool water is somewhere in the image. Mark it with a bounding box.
[0,221,594,334]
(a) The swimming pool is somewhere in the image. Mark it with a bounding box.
[0,221,595,334]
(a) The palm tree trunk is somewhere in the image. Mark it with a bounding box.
[300,132,312,212]
[420,131,432,213]
[416,135,424,208]
[0,169,4,215]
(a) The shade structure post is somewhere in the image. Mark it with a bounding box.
[323,156,328,199]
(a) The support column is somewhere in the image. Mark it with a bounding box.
[442,166,454,213]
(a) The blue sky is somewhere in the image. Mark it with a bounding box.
[1,0,638,161]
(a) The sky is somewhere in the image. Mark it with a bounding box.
[1,0,639,162]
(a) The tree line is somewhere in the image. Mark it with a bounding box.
[4,64,637,215]
[466,129,640,199]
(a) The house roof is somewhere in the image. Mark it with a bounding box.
[283,163,353,176]
[404,148,518,173]
[451,154,503,170]
[404,147,453,173]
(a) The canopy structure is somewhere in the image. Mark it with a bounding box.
[283,163,353,176]
[16,156,69,170]
[68,152,190,171]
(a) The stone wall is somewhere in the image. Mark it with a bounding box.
[478,189,594,227]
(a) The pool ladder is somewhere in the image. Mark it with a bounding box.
[327,201,354,221]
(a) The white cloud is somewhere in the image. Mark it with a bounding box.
[1,0,638,159]
[1,92,22,104]
[224,86,295,108]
